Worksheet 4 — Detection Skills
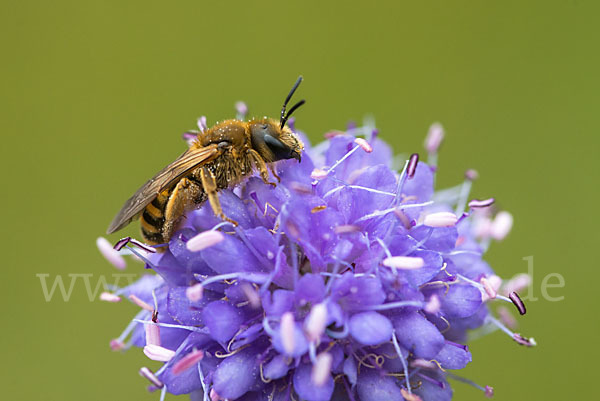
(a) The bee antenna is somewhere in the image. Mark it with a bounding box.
[281,99,305,129]
[280,76,303,127]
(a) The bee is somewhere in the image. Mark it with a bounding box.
[107,77,305,249]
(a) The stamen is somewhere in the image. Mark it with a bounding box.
[407,153,419,179]
[457,273,515,306]
[312,145,362,184]
[312,352,333,386]
[468,198,495,208]
[97,237,126,270]
[139,367,164,388]
[240,283,261,308]
[310,168,329,180]
[289,181,312,194]
[305,303,328,342]
[424,123,444,154]
[235,101,248,119]
[383,256,425,270]
[354,138,373,153]
[129,294,154,311]
[392,331,412,394]
[198,363,209,401]
[490,211,513,240]
[324,130,345,139]
[411,359,436,369]
[143,344,176,362]
[186,230,225,252]
[334,224,361,234]
[363,301,424,311]
[424,294,441,314]
[197,116,207,132]
[509,291,527,315]
[480,277,497,300]
[99,292,121,302]
[394,209,413,229]
[145,321,160,346]
[423,211,458,227]
[113,237,156,253]
[464,169,479,181]
[110,339,125,351]
[446,372,492,397]
[326,322,349,339]
[401,388,423,401]
[280,312,296,355]
[487,316,536,347]
[173,349,204,375]
[513,333,536,347]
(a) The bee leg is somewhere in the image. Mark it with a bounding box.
[269,165,281,183]
[163,178,202,241]
[200,167,239,227]
[248,149,277,187]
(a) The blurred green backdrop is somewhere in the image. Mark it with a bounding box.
[1,1,597,400]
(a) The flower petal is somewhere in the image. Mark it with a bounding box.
[202,300,244,343]
[356,370,404,401]
[349,312,393,345]
[293,363,334,401]
[393,311,445,359]
[212,347,261,400]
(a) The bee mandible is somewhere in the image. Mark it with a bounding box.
[107,77,306,249]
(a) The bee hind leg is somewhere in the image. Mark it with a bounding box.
[163,178,203,241]
[200,167,239,227]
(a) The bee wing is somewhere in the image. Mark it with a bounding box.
[107,144,220,234]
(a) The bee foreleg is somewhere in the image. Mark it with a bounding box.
[248,149,277,187]
[163,178,202,241]
[200,167,239,227]
[269,165,281,183]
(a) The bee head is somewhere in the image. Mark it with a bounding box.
[250,119,304,162]
[249,76,305,163]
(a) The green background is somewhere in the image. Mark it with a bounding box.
[1,1,597,400]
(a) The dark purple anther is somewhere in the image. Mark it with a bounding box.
[468,198,495,208]
[113,237,157,253]
[113,237,131,251]
[407,153,419,179]
[370,128,379,140]
[509,291,526,315]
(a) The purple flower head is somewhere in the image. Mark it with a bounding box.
[100,115,534,401]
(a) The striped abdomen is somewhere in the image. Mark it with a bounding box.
[139,189,170,246]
